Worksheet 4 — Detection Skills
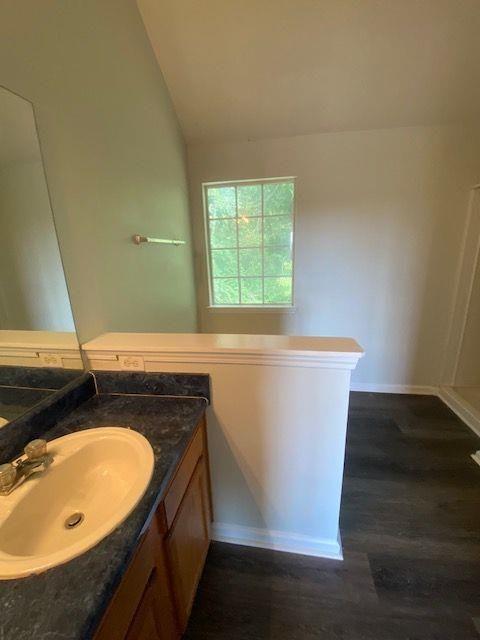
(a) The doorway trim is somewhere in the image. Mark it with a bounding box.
[441,185,480,385]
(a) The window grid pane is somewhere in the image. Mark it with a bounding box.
[213,275,293,281]
[261,183,265,303]
[234,186,242,305]
[206,180,294,306]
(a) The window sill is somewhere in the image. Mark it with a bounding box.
[207,306,296,314]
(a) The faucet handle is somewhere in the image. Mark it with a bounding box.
[0,463,16,493]
[24,439,47,460]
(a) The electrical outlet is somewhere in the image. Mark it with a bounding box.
[38,353,63,367]
[118,355,145,371]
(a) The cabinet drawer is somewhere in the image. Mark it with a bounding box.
[164,425,203,528]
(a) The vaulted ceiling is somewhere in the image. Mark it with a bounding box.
[138,0,480,144]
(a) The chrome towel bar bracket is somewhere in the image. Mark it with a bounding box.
[132,235,186,246]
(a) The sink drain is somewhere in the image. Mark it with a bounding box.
[64,512,84,529]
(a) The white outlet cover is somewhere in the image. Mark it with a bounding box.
[118,355,145,371]
[38,353,63,367]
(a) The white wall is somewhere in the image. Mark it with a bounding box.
[188,125,480,387]
[0,0,197,342]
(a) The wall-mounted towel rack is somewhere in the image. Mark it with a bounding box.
[132,235,186,246]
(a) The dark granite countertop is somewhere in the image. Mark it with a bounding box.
[0,392,207,640]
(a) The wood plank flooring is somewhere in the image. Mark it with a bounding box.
[185,392,480,639]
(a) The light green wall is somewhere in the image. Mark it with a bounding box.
[0,0,197,342]
[0,160,75,331]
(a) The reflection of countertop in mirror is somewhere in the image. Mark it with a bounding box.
[0,365,82,388]
[0,386,53,422]
[0,330,82,369]
[0,366,84,426]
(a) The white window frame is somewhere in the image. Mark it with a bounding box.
[203,177,296,310]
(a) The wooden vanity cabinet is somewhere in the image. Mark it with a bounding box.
[125,572,164,640]
[95,416,212,640]
[166,453,211,631]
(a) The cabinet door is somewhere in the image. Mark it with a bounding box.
[125,573,161,640]
[95,520,180,640]
[167,456,211,631]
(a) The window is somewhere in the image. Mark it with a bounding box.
[204,178,295,307]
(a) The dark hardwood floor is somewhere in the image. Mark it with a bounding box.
[185,392,480,639]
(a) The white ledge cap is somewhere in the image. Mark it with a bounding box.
[83,333,364,370]
[0,330,79,351]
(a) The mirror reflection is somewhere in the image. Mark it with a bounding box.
[0,86,82,426]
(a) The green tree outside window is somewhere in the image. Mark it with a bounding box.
[205,179,295,306]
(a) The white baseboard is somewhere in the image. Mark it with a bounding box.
[438,386,480,437]
[211,522,343,560]
[350,382,437,395]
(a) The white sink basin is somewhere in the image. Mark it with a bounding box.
[0,427,154,579]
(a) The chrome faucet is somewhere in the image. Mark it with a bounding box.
[0,439,53,496]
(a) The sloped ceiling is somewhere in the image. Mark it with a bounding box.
[138,0,480,143]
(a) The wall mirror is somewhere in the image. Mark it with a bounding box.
[0,85,83,427]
